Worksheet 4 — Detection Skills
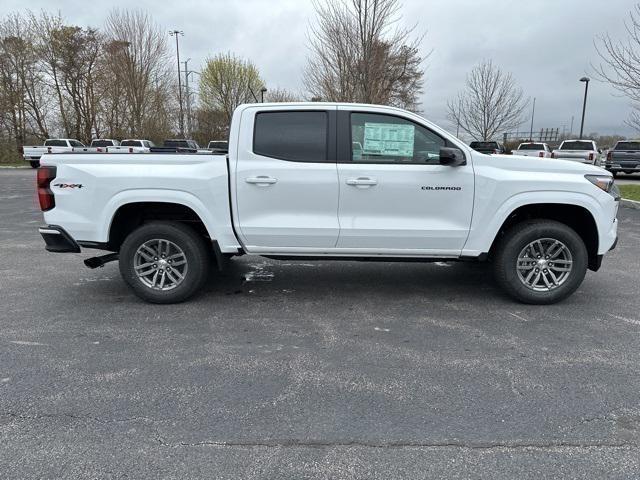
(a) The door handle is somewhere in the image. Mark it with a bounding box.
[346,177,377,187]
[245,176,277,186]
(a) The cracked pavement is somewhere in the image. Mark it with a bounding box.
[1,168,640,479]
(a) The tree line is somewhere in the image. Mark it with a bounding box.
[1,0,639,161]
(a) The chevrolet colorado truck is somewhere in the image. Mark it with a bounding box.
[605,140,640,177]
[37,103,619,305]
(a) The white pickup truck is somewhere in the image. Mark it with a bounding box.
[37,103,619,305]
[106,139,155,154]
[73,139,121,154]
[23,139,85,168]
[552,140,601,165]
[513,142,552,158]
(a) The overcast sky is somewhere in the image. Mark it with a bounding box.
[8,0,639,137]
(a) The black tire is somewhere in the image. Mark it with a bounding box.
[119,221,211,304]
[493,220,588,305]
[611,171,618,178]
[30,160,40,169]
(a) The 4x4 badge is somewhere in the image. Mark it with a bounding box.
[53,183,83,189]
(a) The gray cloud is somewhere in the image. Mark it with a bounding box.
[7,0,638,136]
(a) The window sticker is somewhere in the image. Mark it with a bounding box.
[363,122,415,157]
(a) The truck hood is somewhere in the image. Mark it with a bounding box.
[487,154,608,175]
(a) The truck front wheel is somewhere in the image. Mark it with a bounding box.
[119,222,210,304]
[493,220,588,304]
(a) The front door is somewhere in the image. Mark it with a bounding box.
[336,109,474,255]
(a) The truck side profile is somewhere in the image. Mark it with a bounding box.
[37,103,619,305]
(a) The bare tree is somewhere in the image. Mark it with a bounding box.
[265,87,301,102]
[304,0,426,111]
[103,9,172,137]
[594,4,640,131]
[199,52,264,126]
[447,60,528,141]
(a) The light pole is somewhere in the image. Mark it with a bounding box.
[579,77,590,139]
[529,97,536,141]
[260,87,267,103]
[169,30,185,138]
[184,68,200,138]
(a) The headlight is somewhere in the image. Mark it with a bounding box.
[585,174,620,200]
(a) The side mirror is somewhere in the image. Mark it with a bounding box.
[439,147,466,167]
[598,149,602,154]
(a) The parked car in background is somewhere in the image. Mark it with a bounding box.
[150,139,200,153]
[73,139,121,153]
[37,102,619,305]
[207,140,229,153]
[469,141,506,155]
[552,140,600,165]
[107,139,155,154]
[513,142,552,158]
[604,140,640,177]
[23,139,85,168]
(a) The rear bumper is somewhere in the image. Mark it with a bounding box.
[606,163,640,172]
[39,225,81,253]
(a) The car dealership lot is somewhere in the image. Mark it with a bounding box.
[1,168,640,479]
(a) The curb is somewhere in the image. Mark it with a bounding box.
[0,165,29,169]
[621,198,640,209]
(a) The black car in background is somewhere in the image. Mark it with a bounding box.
[469,141,507,155]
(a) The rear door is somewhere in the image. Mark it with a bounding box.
[234,106,340,251]
[335,108,474,254]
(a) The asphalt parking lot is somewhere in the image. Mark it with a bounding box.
[1,168,640,479]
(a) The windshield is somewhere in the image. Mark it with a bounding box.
[615,141,640,150]
[208,141,228,149]
[518,143,544,150]
[561,141,593,151]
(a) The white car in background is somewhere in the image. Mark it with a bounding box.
[73,139,121,153]
[552,140,601,165]
[107,139,155,153]
[513,142,552,158]
[22,139,84,168]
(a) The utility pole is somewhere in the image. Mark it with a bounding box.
[169,30,185,138]
[570,115,574,137]
[182,59,191,138]
[260,87,267,103]
[529,97,536,141]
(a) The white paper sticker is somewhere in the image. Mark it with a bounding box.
[363,122,415,157]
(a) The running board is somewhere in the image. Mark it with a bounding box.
[84,253,119,269]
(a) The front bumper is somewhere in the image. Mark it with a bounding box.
[39,225,81,253]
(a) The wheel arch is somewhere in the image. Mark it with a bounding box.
[488,203,600,271]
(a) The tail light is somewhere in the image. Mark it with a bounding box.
[551,152,555,158]
[493,149,499,154]
[607,151,612,161]
[37,166,56,211]
[97,147,103,153]
[589,152,594,162]
[538,151,544,158]
[129,147,133,153]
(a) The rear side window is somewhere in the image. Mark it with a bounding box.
[518,143,544,150]
[254,111,328,162]
[615,141,640,150]
[561,141,593,150]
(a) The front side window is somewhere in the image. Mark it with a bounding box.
[254,111,328,162]
[69,140,84,147]
[350,113,445,164]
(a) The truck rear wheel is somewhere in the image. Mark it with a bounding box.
[30,160,40,169]
[119,222,210,304]
[493,220,588,305]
